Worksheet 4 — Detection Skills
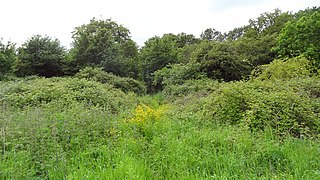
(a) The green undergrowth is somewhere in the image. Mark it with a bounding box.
[1,99,319,179]
[75,67,147,95]
[203,77,320,138]
[1,67,320,179]
[0,77,137,113]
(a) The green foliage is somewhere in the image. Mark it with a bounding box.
[255,148,292,176]
[200,28,224,41]
[0,40,16,80]
[247,9,291,36]
[174,32,200,48]
[0,103,135,179]
[74,67,146,95]
[1,6,320,180]
[193,41,252,81]
[233,34,277,66]
[1,76,320,179]
[252,56,315,81]
[71,18,139,76]
[201,58,320,138]
[275,10,320,66]
[204,77,320,138]
[162,78,219,100]
[153,62,205,88]
[244,86,319,138]
[15,35,66,77]
[153,63,218,99]
[0,77,135,112]
[140,35,180,92]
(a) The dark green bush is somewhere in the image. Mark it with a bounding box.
[75,67,146,95]
[0,77,136,113]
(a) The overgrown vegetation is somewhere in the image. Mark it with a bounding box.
[0,6,319,179]
[75,67,146,95]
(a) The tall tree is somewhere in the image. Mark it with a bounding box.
[71,18,138,76]
[15,35,65,77]
[0,39,16,79]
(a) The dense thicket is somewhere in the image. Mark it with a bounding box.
[75,67,147,95]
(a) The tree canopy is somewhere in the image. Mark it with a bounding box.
[0,40,16,79]
[274,10,320,66]
[70,18,139,77]
[15,35,66,77]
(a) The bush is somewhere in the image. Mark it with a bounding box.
[251,56,316,81]
[153,63,218,99]
[163,78,219,99]
[153,63,205,88]
[204,78,320,138]
[244,88,319,138]
[0,77,136,113]
[75,67,146,95]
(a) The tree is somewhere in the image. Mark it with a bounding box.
[223,10,292,67]
[224,26,247,41]
[15,35,65,77]
[247,9,292,37]
[233,34,277,66]
[140,35,180,92]
[274,10,320,66]
[193,41,252,81]
[175,33,199,48]
[200,28,224,41]
[71,18,139,76]
[120,39,140,78]
[0,39,16,79]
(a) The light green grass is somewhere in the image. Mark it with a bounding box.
[1,97,319,179]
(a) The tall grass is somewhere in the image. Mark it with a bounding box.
[1,99,319,179]
[0,76,319,179]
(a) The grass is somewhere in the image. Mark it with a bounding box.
[1,95,319,179]
[0,75,319,179]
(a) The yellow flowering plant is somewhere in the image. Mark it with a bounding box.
[128,104,168,125]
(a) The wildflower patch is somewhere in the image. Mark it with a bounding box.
[128,104,168,125]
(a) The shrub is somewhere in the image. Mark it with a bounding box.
[153,63,218,99]
[75,67,146,95]
[163,78,219,99]
[0,77,136,113]
[251,56,316,81]
[153,63,205,89]
[204,78,320,138]
[243,86,319,138]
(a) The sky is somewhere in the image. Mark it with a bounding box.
[0,0,319,48]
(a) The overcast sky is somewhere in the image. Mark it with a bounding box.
[0,0,319,48]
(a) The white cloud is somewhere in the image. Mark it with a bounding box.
[0,0,319,47]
